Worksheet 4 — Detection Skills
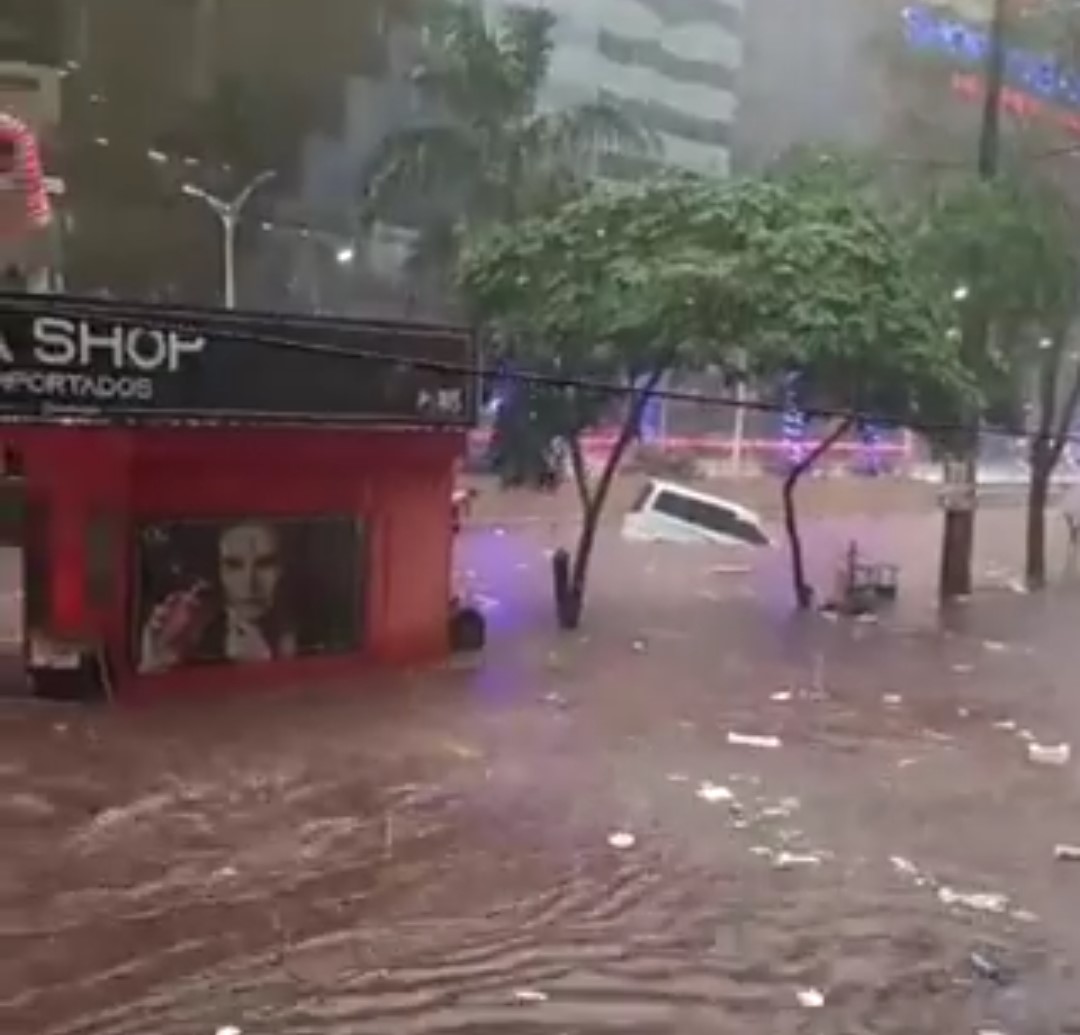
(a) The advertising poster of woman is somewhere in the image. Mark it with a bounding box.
[134,515,362,674]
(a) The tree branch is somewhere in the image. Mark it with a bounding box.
[783,415,855,491]
[566,431,593,513]
[588,367,663,520]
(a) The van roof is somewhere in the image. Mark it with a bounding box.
[645,478,764,524]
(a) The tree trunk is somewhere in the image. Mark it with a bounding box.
[781,417,854,610]
[938,0,1005,601]
[939,501,976,600]
[1021,349,1080,590]
[557,370,663,630]
[1026,445,1051,590]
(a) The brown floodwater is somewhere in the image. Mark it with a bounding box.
[4,494,1080,1034]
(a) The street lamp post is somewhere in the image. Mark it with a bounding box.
[181,169,276,309]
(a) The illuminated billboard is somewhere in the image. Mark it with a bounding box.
[903,1,1080,134]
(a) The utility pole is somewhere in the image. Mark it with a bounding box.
[939,0,1008,600]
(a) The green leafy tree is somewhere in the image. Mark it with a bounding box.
[462,171,972,620]
[912,174,1080,588]
[740,163,975,608]
[363,0,653,279]
[878,0,1080,595]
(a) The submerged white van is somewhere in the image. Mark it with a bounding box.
[622,479,772,548]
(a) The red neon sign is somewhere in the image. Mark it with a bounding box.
[0,112,51,234]
[951,71,1080,137]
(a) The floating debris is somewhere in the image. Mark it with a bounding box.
[890,855,921,879]
[796,988,825,1009]
[952,662,976,674]
[666,772,690,784]
[770,690,793,703]
[760,797,800,819]
[1054,844,1080,862]
[969,950,1011,985]
[937,886,1009,914]
[695,781,734,804]
[513,989,549,1004]
[883,693,902,706]
[1027,741,1071,766]
[773,851,823,870]
[983,640,1008,653]
[993,719,1018,732]
[631,639,647,653]
[216,1027,242,1035]
[727,732,782,750]
[709,563,751,575]
[607,831,636,850]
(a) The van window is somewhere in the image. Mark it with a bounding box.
[653,489,768,545]
[629,483,654,512]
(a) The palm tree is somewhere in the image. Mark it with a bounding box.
[361,0,657,276]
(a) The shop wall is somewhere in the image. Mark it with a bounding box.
[3,425,462,699]
[123,427,461,697]
[5,427,132,642]
[368,463,456,663]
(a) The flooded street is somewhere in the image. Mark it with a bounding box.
[5,491,1080,1034]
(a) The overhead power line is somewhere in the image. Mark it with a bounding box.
[0,293,1074,452]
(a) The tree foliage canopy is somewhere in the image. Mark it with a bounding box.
[363,1,653,272]
[913,174,1079,331]
[909,172,1080,424]
[462,170,974,430]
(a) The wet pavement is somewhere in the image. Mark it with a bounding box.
[5,492,1080,1034]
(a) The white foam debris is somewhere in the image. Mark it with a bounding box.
[607,831,636,850]
[695,781,734,804]
[727,732,781,749]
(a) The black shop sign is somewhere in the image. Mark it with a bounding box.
[0,293,478,426]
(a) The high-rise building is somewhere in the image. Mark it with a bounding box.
[486,0,743,179]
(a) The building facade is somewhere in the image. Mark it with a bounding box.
[485,0,743,179]
[0,0,64,290]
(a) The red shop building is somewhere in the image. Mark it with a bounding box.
[0,292,478,702]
